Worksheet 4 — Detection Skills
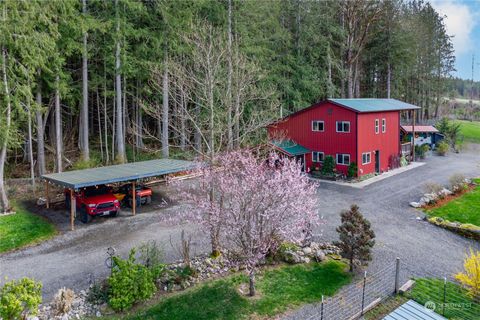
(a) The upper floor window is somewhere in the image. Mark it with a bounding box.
[382,118,386,133]
[362,152,371,165]
[312,151,324,163]
[312,120,324,132]
[336,121,350,133]
[375,119,379,134]
[336,153,350,165]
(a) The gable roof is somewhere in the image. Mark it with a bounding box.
[401,125,439,133]
[329,98,420,113]
[269,140,309,156]
[267,99,420,127]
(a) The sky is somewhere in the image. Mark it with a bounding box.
[431,0,480,80]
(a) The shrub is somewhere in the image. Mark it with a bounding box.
[87,280,109,305]
[321,155,335,176]
[0,278,42,320]
[347,162,357,179]
[455,248,480,300]
[52,288,75,315]
[275,242,300,262]
[449,173,467,193]
[400,155,408,167]
[415,144,429,159]
[138,240,166,279]
[424,182,443,195]
[108,249,156,311]
[174,266,197,285]
[437,140,449,156]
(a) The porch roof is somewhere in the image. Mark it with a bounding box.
[270,140,310,156]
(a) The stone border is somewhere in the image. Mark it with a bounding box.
[309,162,426,189]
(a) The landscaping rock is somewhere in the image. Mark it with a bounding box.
[314,250,326,262]
[409,202,421,208]
[302,247,312,255]
[439,188,453,197]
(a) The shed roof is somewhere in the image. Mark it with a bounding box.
[270,140,309,156]
[383,300,447,320]
[329,98,420,113]
[42,159,196,189]
[401,125,439,133]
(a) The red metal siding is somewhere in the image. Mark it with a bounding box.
[357,111,400,176]
[268,102,357,175]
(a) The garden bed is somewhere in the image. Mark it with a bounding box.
[102,260,352,320]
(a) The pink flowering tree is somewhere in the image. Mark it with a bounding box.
[183,150,320,296]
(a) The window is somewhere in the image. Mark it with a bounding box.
[375,119,379,134]
[312,120,324,132]
[382,118,386,133]
[362,152,371,165]
[336,153,350,165]
[336,121,350,133]
[312,151,324,163]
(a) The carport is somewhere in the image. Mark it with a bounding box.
[41,158,196,231]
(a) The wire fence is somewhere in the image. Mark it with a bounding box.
[298,258,479,320]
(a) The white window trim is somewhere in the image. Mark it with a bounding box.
[362,152,371,165]
[336,153,350,166]
[311,120,325,132]
[375,119,379,134]
[312,151,324,163]
[336,121,351,133]
[382,118,386,133]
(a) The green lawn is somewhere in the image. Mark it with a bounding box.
[408,278,480,320]
[110,261,351,320]
[425,179,480,226]
[0,205,56,253]
[457,120,480,143]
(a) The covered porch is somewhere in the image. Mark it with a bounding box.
[269,139,310,171]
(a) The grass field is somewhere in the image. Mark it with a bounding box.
[109,261,351,320]
[408,278,480,320]
[457,120,480,143]
[426,179,480,226]
[0,205,56,253]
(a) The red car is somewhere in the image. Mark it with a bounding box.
[65,186,121,223]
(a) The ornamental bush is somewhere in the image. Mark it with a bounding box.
[436,140,449,156]
[0,278,42,320]
[455,248,480,300]
[321,155,335,176]
[108,249,156,311]
[347,162,357,178]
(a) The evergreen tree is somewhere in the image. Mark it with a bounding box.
[334,204,375,272]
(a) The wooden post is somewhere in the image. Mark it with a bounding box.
[70,189,76,231]
[394,257,400,294]
[411,109,416,162]
[132,181,136,216]
[45,180,50,209]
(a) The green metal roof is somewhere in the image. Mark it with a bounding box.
[42,159,196,189]
[329,98,420,113]
[383,300,447,320]
[270,140,309,156]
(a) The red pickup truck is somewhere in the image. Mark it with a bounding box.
[65,186,121,223]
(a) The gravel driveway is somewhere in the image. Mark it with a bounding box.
[1,146,479,310]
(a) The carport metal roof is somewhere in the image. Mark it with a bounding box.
[41,158,196,189]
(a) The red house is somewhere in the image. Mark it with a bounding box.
[267,99,420,177]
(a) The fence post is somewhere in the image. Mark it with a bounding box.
[320,295,324,320]
[361,271,367,315]
[395,257,400,294]
[443,277,447,316]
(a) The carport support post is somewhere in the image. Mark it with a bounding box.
[132,181,136,216]
[45,180,50,209]
[70,189,76,231]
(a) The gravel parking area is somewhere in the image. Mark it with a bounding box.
[1,146,479,310]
